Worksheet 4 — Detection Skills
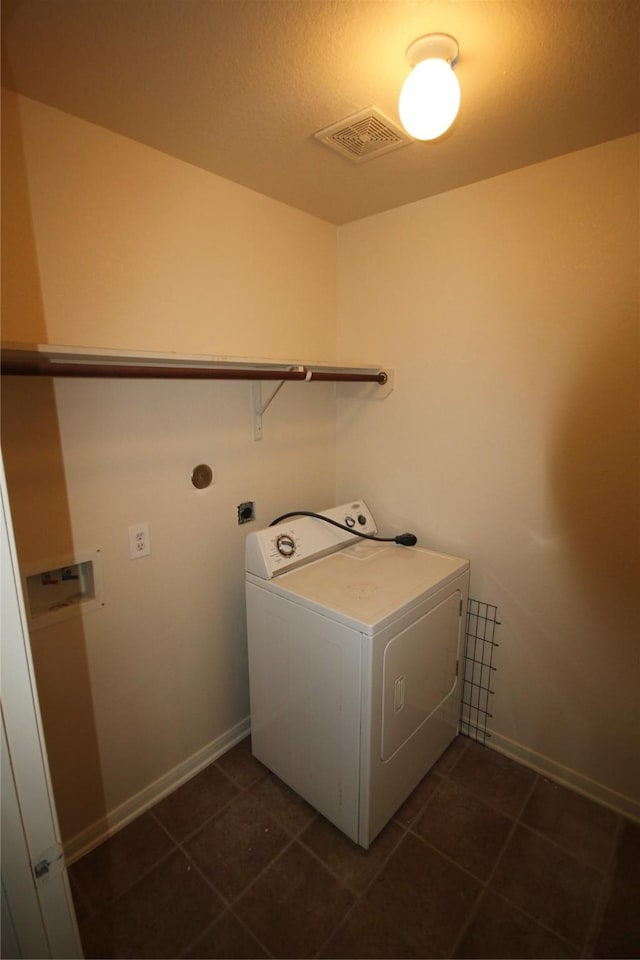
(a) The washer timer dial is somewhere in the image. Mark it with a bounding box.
[276,534,296,558]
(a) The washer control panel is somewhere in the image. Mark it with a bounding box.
[245,500,377,579]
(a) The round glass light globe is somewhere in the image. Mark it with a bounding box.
[398,58,461,140]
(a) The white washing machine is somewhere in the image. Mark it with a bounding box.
[245,500,469,848]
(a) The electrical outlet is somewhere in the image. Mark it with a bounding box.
[128,522,151,559]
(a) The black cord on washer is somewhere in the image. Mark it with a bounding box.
[269,511,417,546]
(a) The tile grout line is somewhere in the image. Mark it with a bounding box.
[311,738,486,958]
[148,755,277,849]
[492,799,620,955]
[178,746,397,958]
[309,741,473,960]
[73,840,181,919]
[173,825,295,959]
[580,811,624,959]
[446,769,540,958]
[445,766,611,959]
[169,762,332,960]
[146,762,287,960]
[310,739,522,960]
[177,900,277,960]
[145,758,245,846]
[309,823,410,958]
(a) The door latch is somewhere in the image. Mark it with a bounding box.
[33,842,65,884]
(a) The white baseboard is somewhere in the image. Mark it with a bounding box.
[485,729,640,824]
[64,715,251,864]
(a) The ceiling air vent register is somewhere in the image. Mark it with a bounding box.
[314,107,412,163]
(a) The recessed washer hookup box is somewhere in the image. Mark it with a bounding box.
[24,548,104,629]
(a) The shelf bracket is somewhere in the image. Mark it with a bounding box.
[252,368,304,441]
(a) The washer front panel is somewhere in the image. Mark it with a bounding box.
[246,581,363,841]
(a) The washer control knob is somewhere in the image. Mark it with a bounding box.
[345,516,356,528]
[357,514,367,525]
[275,534,296,558]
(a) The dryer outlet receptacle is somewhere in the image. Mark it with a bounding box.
[238,502,256,524]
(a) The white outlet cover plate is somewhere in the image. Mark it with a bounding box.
[128,522,151,559]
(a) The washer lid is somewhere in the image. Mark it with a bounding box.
[264,540,469,630]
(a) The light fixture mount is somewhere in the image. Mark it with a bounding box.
[406,33,459,69]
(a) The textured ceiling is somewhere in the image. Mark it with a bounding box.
[2,0,639,224]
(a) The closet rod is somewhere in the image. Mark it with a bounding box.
[1,359,388,384]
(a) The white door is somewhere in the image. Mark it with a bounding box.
[1,457,82,959]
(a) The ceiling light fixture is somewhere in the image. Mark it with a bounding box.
[398,33,460,141]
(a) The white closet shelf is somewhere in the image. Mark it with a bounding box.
[2,342,393,440]
[0,342,388,384]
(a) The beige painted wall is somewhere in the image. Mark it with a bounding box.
[1,91,337,846]
[336,134,640,811]
[2,91,337,360]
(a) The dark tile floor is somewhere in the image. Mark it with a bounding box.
[69,736,639,959]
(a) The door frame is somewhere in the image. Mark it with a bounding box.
[1,456,82,958]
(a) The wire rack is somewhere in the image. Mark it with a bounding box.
[460,598,500,744]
